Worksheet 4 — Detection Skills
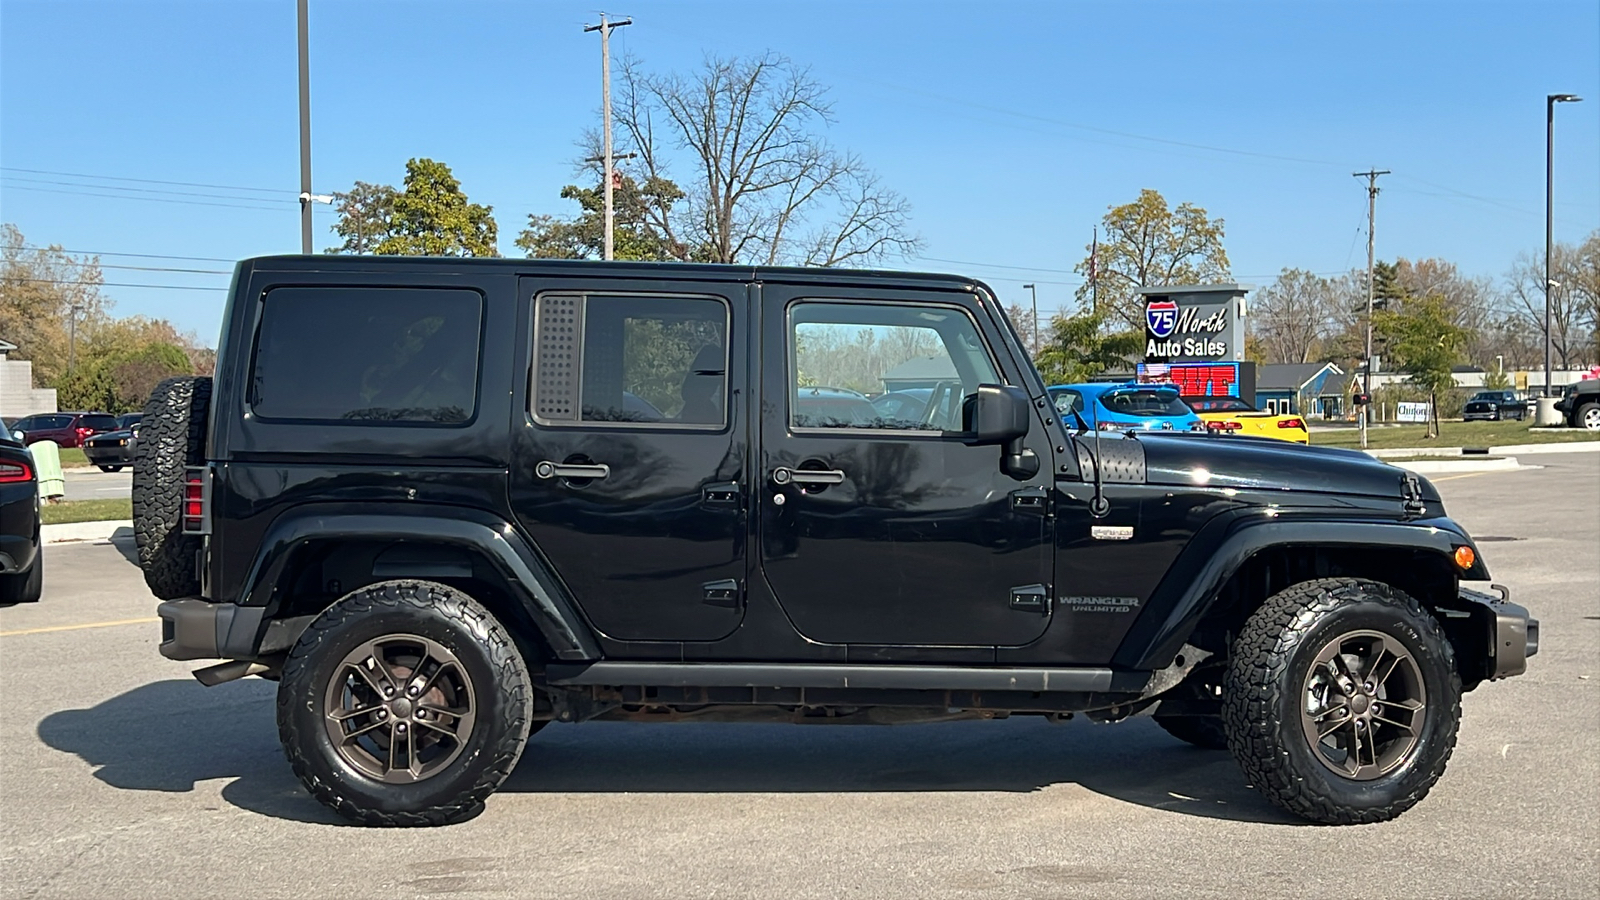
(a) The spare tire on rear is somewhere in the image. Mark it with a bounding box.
[133,375,212,599]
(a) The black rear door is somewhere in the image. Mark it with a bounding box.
[756,284,1054,647]
[509,277,749,642]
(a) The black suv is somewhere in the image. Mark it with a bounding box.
[1555,378,1600,430]
[141,256,1536,827]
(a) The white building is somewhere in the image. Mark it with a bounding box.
[0,339,59,420]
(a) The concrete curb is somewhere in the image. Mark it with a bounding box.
[1367,441,1600,459]
[42,520,133,544]
[1388,457,1529,475]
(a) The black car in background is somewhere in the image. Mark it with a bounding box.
[0,419,42,605]
[82,419,140,472]
[1462,390,1528,421]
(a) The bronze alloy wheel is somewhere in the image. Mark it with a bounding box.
[1299,629,1426,781]
[322,634,478,784]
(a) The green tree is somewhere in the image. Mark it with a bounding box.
[56,342,192,413]
[326,181,397,254]
[370,159,498,257]
[1074,189,1230,330]
[1033,310,1143,387]
[0,224,113,384]
[515,174,686,261]
[1374,293,1467,438]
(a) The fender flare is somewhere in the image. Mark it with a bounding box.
[1112,511,1481,671]
[232,504,601,661]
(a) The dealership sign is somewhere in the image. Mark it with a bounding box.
[1140,284,1248,363]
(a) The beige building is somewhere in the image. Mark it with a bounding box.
[0,339,59,420]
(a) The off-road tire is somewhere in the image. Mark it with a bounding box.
[1154,714,1228,750]
[1578,401,1600,431]
[132,375,211,599]
[0,552,42,606]
[97,465,123,473]
[1222,577,1461,825]
[277,580,533,827]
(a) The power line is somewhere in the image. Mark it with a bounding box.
[5,277,226,291]
[2,175,298,205]
[1,244,238,263]
[1,184,298,212]
[0,165,291,195]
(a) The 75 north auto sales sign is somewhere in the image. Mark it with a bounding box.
[1143,287,1246,362]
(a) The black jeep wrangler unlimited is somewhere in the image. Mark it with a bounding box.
[140,256,1536,827]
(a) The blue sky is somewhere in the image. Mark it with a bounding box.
[3,0,1597,344]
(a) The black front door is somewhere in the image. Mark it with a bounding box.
[509,278,748,642]
[757,287,1054,647]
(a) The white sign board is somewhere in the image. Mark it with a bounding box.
[1396,401,1431,423]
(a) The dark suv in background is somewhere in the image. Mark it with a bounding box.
[11,411,119,448]
[141,255,1535,828]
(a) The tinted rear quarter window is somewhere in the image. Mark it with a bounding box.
[250,287,484,424]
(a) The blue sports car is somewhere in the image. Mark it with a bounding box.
[1049,382,1205,433]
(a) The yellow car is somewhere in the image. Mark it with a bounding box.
[1183,396,1310,444]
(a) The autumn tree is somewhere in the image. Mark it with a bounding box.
[1033,310,1143,387]
[516,173,686,261]
[1374,293,1468,438]
[0,224,113,384]
[326,181,397,254]
[1073,189,1230,330]
[1250,269,1340,364]
[603,52,918,266]
[328,159,497,258]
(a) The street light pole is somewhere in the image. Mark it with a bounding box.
[585,15,632,261]
[297,0,313,254]
[1545,93,1582,397]
[1022,284,1038,355]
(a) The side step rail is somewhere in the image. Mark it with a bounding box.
[546,662,1145,694]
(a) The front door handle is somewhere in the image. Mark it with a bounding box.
[535,461,611,480]
[772,467,845,486]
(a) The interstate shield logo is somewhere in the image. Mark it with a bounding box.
[1146,300,1178,338]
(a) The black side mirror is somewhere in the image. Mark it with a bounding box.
[971,384,1030,445]
[971,384,1039,480]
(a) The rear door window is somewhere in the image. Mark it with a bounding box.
[249,287,484,424]
[79,415,118,431]
[1101,389,1189,417]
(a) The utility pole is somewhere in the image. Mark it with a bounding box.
[67,303,81,372]
[1022,284,1038,355]
[585,14,632,260]
[1089,227,1098,315]
[1353,169,1389,450]
[1546,93,1583,397]
[297,0,313,254]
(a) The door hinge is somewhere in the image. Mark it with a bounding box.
[1010,485,1049,515]
[1009,584,1050,614]
[702,579,742,608]
[701,482,741,507]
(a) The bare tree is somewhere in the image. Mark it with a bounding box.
[1250,269,1338,364]
[604,53,918,267]
[1502,244,1594,369]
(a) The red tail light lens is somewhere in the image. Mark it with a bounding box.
[182,467,209,533]
[1278,418,1306,430]
[0,460,33,483]
[1206,421,1242,432]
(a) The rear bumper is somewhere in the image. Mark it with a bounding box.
[157,598,312,662]
[1458,584,1538,680]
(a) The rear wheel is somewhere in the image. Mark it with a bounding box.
[276,580,533,826]
[1223,578,1460,825]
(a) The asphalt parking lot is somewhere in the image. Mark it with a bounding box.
[2,454,1596,900]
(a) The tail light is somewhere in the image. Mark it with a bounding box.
[1097,421,1125,431]
[1278,418,1306,430]
[75,426,94,437]
[182,465,212,534]
[1206,421,1243,432]
[0,460,33,483]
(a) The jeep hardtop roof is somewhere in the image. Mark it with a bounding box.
[236,255,992,295]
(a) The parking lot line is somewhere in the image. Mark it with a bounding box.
[0,616,157,637]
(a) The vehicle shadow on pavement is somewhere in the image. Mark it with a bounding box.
[37,682,1302,826]
[504,718,1306,825]
[35,678,346,826]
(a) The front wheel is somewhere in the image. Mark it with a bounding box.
[276,580,534,826]
[1578,401,1600,431]
[1222,578,1460,825]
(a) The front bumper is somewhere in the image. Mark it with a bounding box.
[1457,584,1538,680]
[82,444,133,465]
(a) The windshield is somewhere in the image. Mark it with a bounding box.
[1184,396,1253,413]
[1100,388,1189,417]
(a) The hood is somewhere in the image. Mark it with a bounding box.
[1135,432,1437,501]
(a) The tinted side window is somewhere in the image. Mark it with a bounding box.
[80,415,118,431]
[250,287,483,424]
[532,294,727,427]
[789,301,999,432]
[39,415,72,429]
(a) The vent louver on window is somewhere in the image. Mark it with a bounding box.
[536,295,583,421]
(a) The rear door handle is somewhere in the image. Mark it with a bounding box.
[535,461,611,480]
[772,467,845,486]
